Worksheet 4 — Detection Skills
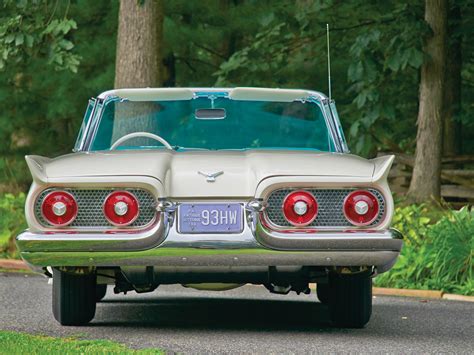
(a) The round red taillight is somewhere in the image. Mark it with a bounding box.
[41,191,78,226]
[343,190,379,226]
[103,191,139,226]
[283,191,318,227]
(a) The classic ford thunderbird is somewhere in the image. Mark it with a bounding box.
[16,87,402,328]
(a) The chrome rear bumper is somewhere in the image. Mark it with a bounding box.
[16,212,403,273]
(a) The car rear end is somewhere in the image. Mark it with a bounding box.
[17,151,402,328]
[16,88,402,328]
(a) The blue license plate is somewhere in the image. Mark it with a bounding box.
[178,203,243,234]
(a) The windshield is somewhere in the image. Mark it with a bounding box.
[89,96,336,151]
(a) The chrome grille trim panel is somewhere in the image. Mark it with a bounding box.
[34,188,157,228]
[265,188,385,228]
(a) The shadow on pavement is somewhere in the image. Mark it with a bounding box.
[95,296,335,331]
[89,293,472,342]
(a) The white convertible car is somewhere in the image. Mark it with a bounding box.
[16,87,402,328]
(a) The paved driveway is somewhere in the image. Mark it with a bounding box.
[1,272,473,353]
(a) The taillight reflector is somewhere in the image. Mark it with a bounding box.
[343,190,379,226]
[41,191,78,226]
[283,190,318,226]
[103,191,139,226]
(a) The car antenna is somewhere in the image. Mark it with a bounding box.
[326,23,332,101]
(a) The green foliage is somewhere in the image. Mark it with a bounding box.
[375,205,474,295]
[427,206,473,294]
[0,330,163,354]
[209,0,474,156]
[0,0,473,188]
[164,0,270,86]
[0,0,81,72]
[0,193,26,259]
[0,1,117,189]
[345,3,427,156]
[212,1,429,156]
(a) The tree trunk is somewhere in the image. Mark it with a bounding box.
[162,52,176,87]
[407,0,447,203]
[219,0,240,61]
[114,0,163,88]
[443,3,462,157]
[113,0,164,145]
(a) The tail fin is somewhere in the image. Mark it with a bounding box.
[25,155,50,183]
[371,155,395,182]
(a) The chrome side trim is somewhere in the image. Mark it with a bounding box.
[16,216,169,252]
[252,221,403,251]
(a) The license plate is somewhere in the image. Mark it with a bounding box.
[178,203,243,234]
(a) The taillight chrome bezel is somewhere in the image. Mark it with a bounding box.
[40,190,78,227]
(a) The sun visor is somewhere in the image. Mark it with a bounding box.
[229,87,310,102]
[101,88,194,101]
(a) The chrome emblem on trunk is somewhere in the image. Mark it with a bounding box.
[198,171,224,183]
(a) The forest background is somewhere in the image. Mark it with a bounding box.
[0,0,472,294]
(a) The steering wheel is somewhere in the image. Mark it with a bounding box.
[110,132,173,150]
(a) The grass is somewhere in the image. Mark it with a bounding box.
[0,267,33,274]
[0,331,164,354]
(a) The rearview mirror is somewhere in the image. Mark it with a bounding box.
[195,108,226,120]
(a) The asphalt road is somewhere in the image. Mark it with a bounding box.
[1,272,473,354]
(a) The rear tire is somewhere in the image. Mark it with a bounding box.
[316,283,330,304]
[52,269,97,325]
[328,271,372,328]
[95,284,107,302]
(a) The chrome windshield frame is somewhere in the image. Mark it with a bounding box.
[73,97,98,152]
[83,96,121,151]
[327,100,350,153]
[308,95,343,153]
[78,89,347,153]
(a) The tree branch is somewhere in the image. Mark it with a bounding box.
[192,43,227,60]
[176,56,219,69]
[329,17,398,32]
[176,57,196,72]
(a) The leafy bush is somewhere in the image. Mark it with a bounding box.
[0,193,26,259]
[375,204,474,295]
[426,207,473,294]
